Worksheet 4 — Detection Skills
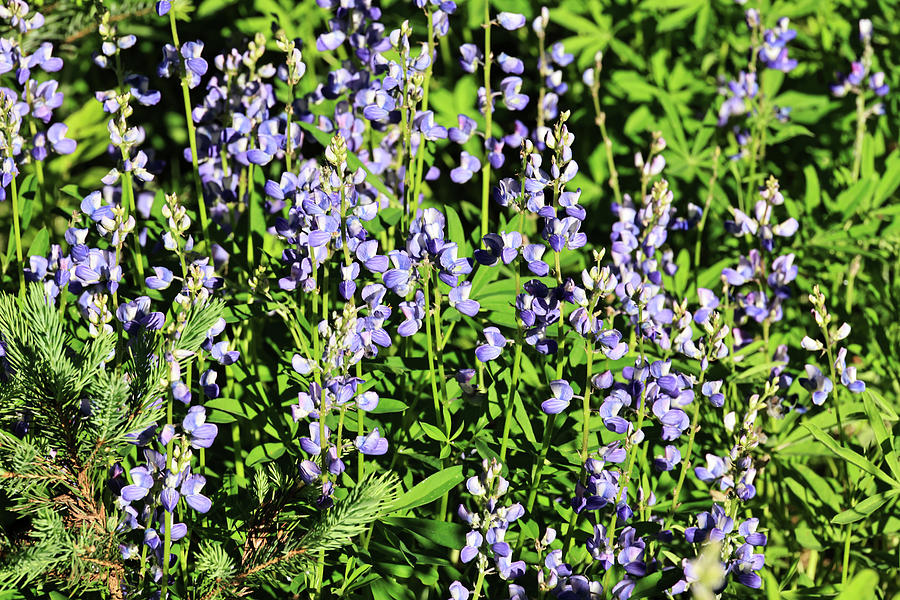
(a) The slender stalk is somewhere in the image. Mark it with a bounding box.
[580,341,595,464]
[498,342,523,463]
[27,117,48,230]
[819,318,853,584]
[246,163,256,267]
[122,170,145,279]
[410,8,436,209]
[693,147,722,269]
[423,269,449,519]
[170,10,212,260]
[590,72,622,205]
[430,271,451,412]
[851,92,866,182]
[161,388,175,598]
[471,565,487,600]
[600,312,648,593]
[479,0,493,242]
[9,176,24,297]
[664,370,706,528]
[524,416,555,514]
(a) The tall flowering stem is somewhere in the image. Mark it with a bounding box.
[410,7,436,209]
[851,92,866,182]
[479,0,493,242]
[664,368,707,529]
[121,170,145,279]
[498,340,522,463]
[588,52,621,206]
[693,146,722,268]
[423,266,450,519]
[9,176,24,297]
[168,10,212,260]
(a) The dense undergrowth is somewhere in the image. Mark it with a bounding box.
[1,0,900,599]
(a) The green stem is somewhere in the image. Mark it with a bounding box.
[692,147,721,269]
[246,163,255,267]
[590,85,621,206]
[232,421,245,487]
[479,0,493,242]
[122,170,145,279]
[471,566,487,600]
[161,389,174,597]
[498,341,523,463]
[851,92,866,183]
[664,370,706,528]
[423,269,449,519]
[10,176,24,298]
[601,314,648,592]
[580,341,595,463]
[170,10,212,260]
[410,9,436,209]
[524,415,555,514]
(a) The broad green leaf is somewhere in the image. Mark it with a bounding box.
[367,398,409,414]
[832,490,898,524]
[419,421,447,443]
[27,227,49,259]
[391,466,463,513]
[836,569,879,600]
[245,442,286,466]
[803,423,900,488]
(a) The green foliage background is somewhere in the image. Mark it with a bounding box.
[2,0,900,598]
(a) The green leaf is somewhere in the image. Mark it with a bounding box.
[381,517,466,548]
[419,421,447,443]
[27,227,49,259]
[367,398,409,414]
[803,164,820,212]
[391,465,463,513]
[836,569,879,600]
[445,204,466,250]
[245,442,286,466]
[832,490,898,524]
[803,423,900,488]
[205,396,258,422]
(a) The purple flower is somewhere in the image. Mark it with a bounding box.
[499,76,529,111]
[156,1,171,16]
[47,123,75,155]
[448,282,479,317]
[701,380,724,408]
[448,581,470,600]
[449,114,477,144]
[180,472,212,513]
[210,341,240,366]
[317,31,346,52]
[355,427,388,455]
[695,454,733,490]
[146,266,174,290]
[496,12,526,30]
[458,44,481,73]
[460,530,483,563]
[798,364,832,405]
[541,379,574,414]
[182,405,218,449]
[653,445,681,471]
[120,466,154,502]
[497,52,523,74]
[450,151,481,184]
[476,326,507,362]
[200,369,220,398]
[181,41,208,88]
